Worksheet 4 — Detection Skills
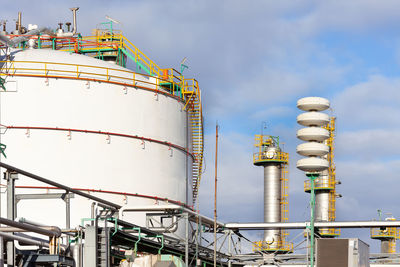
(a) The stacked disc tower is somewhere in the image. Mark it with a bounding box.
[296,97,340,237]
[253,134,292,253]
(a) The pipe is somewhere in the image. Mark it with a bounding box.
[17,12,21,33]
[146,215,178,233]
[0,232,49,248]
[69,7,79,35]
[0,217,60,237]
[17,217,46,227]
[91,202,97,226]
[0,227,61,233]
[119,204,224,228]
[0,162,121,210]
[225,221,400,230]
[0,236,3,266]
[8,27,51,47]
[15,240,39,251]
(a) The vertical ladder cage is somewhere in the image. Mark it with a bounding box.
[182,79,204,205]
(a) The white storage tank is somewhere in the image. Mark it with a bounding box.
[0,48,195,234]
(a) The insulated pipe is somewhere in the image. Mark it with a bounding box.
[17,12,21,33]
[17,217,46,227]
[69,7,79,35]
[0,227,62,233]
[0,217,61,237]
[14,240,39,251]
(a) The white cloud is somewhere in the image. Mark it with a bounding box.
[336,129,400,160]
[295,0,400,35]
[333,75,400,130]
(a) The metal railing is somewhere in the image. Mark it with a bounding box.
[318,228,341,237]
[304,177,335,191]
[253,151,289,164]
[371,227,400,239]
[252,240,293,252]
[0,60,183,100]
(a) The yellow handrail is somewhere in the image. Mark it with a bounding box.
[0,60,182,99]
[253,151,288,164]
[253,240,293,252]
[371,227,400,239]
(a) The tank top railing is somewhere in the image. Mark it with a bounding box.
[253,151,289,164]
[0,60,183,99]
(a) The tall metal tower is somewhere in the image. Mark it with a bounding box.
[296,97,340,238]
[303,117,340,237]
[371,215,400,253]
[253,134,292,253]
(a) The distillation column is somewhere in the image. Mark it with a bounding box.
[296,97,340,237]
[253,135,292,253]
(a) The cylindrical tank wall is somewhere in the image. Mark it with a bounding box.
[0,49,192,237]
[264,163,282,243]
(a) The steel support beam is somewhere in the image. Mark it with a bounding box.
[225,221,400,230]
[5,171,17,266]
[16,193,75,201]
[0,162,121,209]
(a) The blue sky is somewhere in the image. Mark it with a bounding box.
[3,0,400,253]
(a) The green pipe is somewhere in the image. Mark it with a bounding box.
[121,227,142,256]
[80,217,96,226]
[307,173,317,267]
[38,34,41,49]
[158,235,164,254]
[106,217,119,236]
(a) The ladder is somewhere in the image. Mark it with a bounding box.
[183,79,204,204]
[97,227,109,267]
[281,160,290,242]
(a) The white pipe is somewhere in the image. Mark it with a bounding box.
[0,232,49,248]
[14,240,40,250]
[225,220,400,230]
[69,7,79,35]
[14,217,46,250]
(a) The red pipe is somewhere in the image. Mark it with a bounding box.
[4,125,194,160]
[14,185,194,210]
